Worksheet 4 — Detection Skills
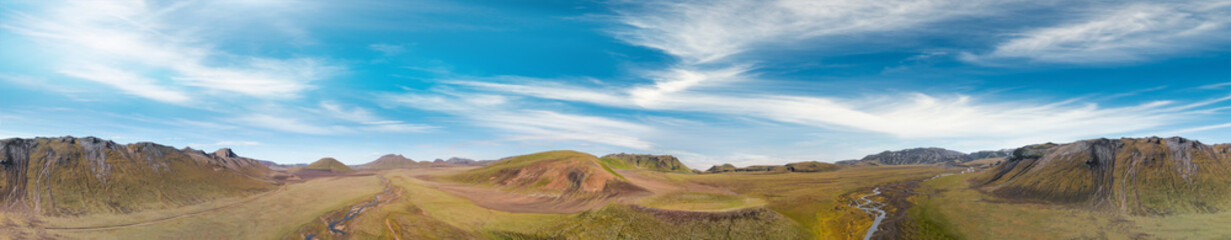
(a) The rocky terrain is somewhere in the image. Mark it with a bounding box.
[839,147,972,166]
[967,149,1014,160]
[0,136,275,216]
[600,153,692,173]
[977,137,1231,215]
[705,161,839,173]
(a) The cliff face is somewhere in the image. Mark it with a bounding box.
[977,137,1231,215]
[857,147,972,165]
[0,137,274,216]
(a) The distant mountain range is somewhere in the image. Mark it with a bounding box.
[0,137,275,216]
[835,147,1016,166]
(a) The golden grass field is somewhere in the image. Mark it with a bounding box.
[17,160,1229,240]
[0,163,962,240]
[910,172,1231,239]
[14,176,384,239]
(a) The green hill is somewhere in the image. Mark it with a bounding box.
[302,157,354,173]
[451,150,642,195]
[977,137,1231,215]
[354,154,424,170]
[599,153,692,173]
[0,137,275,216]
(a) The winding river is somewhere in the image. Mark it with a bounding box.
[852,170,972,240]
[853,187,887,240]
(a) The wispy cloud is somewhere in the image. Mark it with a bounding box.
[963,2,1231,64]
[613,0,994,63]
[386,90,654,150]
[369,43,406,56]
[3,1,339,102]
[188,141,262,148]
[438,71,1231,150]
[58,64,191,104]
[233,103,435,135]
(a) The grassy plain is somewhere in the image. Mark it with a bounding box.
[637,192,765,211]
[657,165,953,239]
[6,163,960,240]
[38,176,383,239]
[342,169,568,239]
[908,172,1231,239]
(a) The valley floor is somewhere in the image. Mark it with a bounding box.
[910,173,1231,239]
[9,164,1227,239]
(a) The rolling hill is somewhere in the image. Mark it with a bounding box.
[599,153,692,173]
[301,157,354,173]
[354,154,422,170]
[0,136,275,216]
[450,150,644,196]
[976,137,1231,215]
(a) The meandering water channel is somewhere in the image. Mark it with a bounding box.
[852,169,972,240]
[853,187,887,240]
[306,176,394,240]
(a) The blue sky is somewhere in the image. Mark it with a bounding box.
[1,0,1229,168]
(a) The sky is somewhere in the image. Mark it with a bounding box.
[1,0,1229,168]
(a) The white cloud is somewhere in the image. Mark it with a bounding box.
[315,102,436,133]
[233,103,436,135]
[964,2,1231,64]
[386,91,654,150]
[369,43,406,56]
[57,64,191,103]
[3,0,338,102]
[235,114,344,135]
[438,74,1230,150]
[614,0,994,63]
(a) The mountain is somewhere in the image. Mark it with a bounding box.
[450,150,644,196]
[705,161,839,173]
[0,137,275,216]
[599,153,691,173]
[845,147,972,165]
[256,160,306,170]
[355,154,422,170]
[968,149,1014,160]
[443,157,483,165]
[976,137,1231,215]
[301,157,353,173]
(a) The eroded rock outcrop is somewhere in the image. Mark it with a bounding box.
[977,137,1231,215]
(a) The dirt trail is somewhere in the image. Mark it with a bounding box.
[41,185,286,232]
[385,218,401,240]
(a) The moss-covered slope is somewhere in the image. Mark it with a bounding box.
[0,136,275,216]
[302,157,354,173]
[599,153,692,173]
[977,137,1231,215]
[451,150,643,196]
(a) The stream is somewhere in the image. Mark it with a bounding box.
[852,169,972,240]
[306,177,394,240]
[853,187,887,240]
